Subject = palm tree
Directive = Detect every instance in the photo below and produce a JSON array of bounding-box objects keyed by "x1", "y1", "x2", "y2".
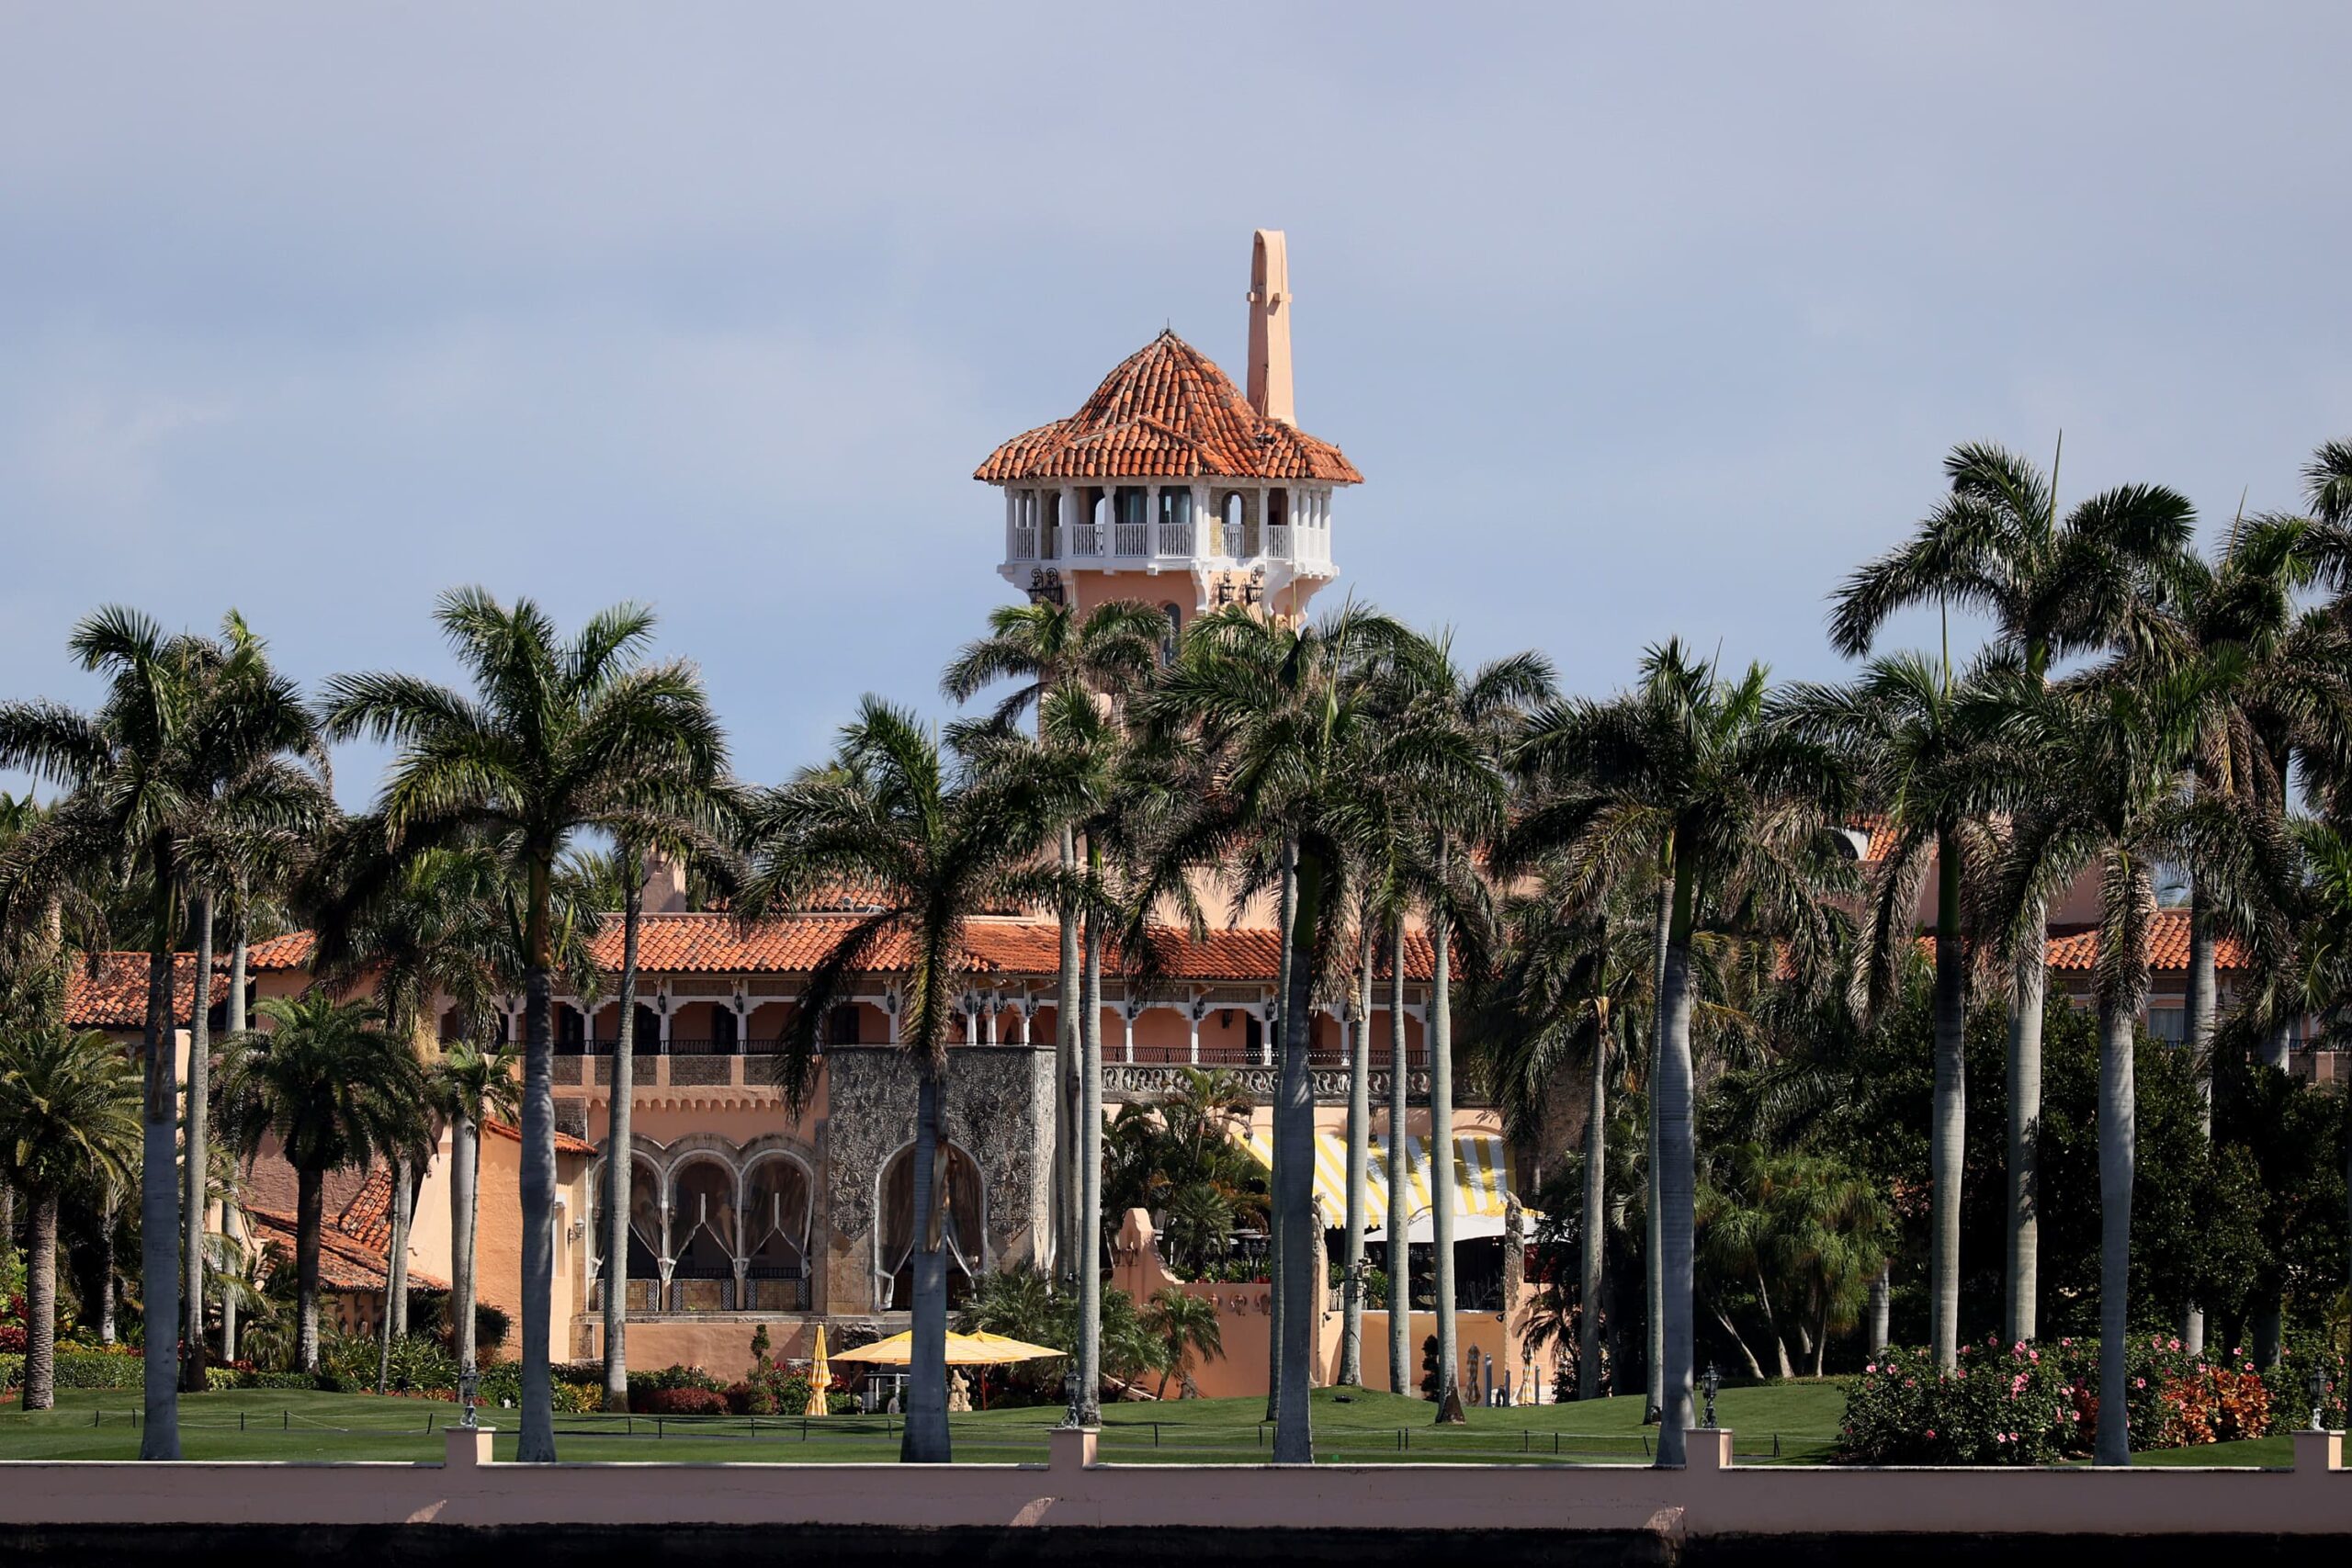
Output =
[
  {"x1": 0, "y1": 1023, "x2": 139, "y2": 1410},
  {"x1": 942, "y1": 599, "x2": 1168, "y2": 1280},
  {"x1": 0, "y1": 607, "x2": 325, "y2": 1458},
  {"x1": 738, "y1": 696, "x2": 1062, "y2": 1462},
  {"x1": 1142, "y1": 1286, "x2": 1226, "y2": 1397},
  {"x1": 1782, "y1": 651, "x2": 2028, "y2": 1371},
  {"x1": 320, "y1": 590, "x2": 726, "y2": 1461},
  {"x1": 1383, "y1": 632, "x2": 1552, "y2": 1418},
  {"x1": 219, "y1": 995, "x2": 428, "y2": 1371},
  {"x1": 1994, "y1": 657, "x2": 2228, "y2": 1464},
  {"x1": 425, "y1": 1039, "x2": 522, "y2": 1378},
  {"x1": 1511, "y1": 641, "x2": 1848, "y2": 1466},
  {"x1": 1829, "y1": 442, "x2": 2197, "y2": 1343},
  {"x1": 1477, "y1": 873, "x2": 1650, "y2": 1400},
  {"x1": 1144, "y1": 604, "x2": 1492, "y2": 1459}
]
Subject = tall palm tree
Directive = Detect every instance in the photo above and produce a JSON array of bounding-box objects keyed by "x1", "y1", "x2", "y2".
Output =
[
  {"x1": 1383, "y1": 631, "x2": 1551, "y2": 1418},
  {"x1": 1143, "y1": 603, "x2": 1491, "y2": 1459},
  {"x1": 1829, "y1": 442, "x2": 2198, "y2": 1343},
  {"x1": 219, "y1": 995, "x2": 428, "y2": 1371},
  {"x1": 0, "y1": 607, "x2": 324, "y2": 1458},
  {"x1": 1782, "y1": 651, "x2": 2027, "y2": 1370},
  {"x1": 1511, "y1": 641, "x2": 1848, "y2": 1465},
  {"x1": 739, "y1": 696, "x2": 1062, "y2": 1462},
  {"x1": 1994, "y1": 656, "x2": 2232, "y2": 1464},
  {"x1": 425, "y1": 1038, "x2": 522, "y2": 1378},
  {"x1": 942, "y1": 599, "x2": 1168, "y2": 1281},
  {"x1": 321, "y1": 590, "x2": 726, "y2": 1461},
  {"x1": 0, "y1": 1023, "x2": 139, "y2": 1410}
]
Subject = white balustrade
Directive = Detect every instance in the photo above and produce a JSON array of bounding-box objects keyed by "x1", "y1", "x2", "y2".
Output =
[
  {"x1": 1158, "y1": 520, "x2": 1194, "y2": 557},
  {"x1": 1114, "y1": 520, "x2": 1149, "y2": 557},
  {"x1": 1010, "y1": 523, "x2": 1037, "y2": 560}
]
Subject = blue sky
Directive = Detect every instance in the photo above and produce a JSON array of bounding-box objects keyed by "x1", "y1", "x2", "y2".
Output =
[{"x1": 5, "y1": 3, "x2": 2347, "y2": 802}]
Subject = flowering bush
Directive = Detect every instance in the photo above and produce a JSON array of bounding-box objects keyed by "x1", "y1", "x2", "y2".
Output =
[
  {"x1": 638, "y1": 1385, "x2": 728, "y2": 1416},
  {"x1": 0, "y1": 1324, "x2": 24, "y2": 1355},
  {"x1": 1839, "y1": 1334, "x2": 2281, "y2": 1463}
]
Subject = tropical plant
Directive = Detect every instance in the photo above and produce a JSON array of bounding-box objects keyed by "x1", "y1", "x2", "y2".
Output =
[
  {"x1": 1829, "y1": 442, "x2": 2199, "y2": 1345},
  {"x1": 0, "y1": 1024, "x2": 139, "y2": 1409},
  {"x1": 739, "y1": 696, "x2": 1062, "y2": 1461},
  {"x1": 424, "y1": 1037, "x2": 522, "y2": 1378},
  {"x1": 1510, "y1": 639, "x2": 1849, "y2": 1464},
  {"x1": 320, "y1": 589, "x2": 726, "y2": 1460},
  {"x1": 0, "y1": 606, "x2": 328, "y2": 1456},
  {"x1": 1141, "y1": 1285, "x2": 1226, "y2": 1397},
  {"x1": 218, "y1": 995, "x2": 428, "y2": 1371}
]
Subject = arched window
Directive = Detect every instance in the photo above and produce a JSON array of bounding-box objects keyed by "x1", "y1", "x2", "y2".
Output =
[
  {"x1": 1218, "y1": 491, "x2": 1248, "y2": 557},
  {"x1": 1157, "y1": 487, "x2": 1194, "y2": 556},
  {"x1": 589, "y1": 1154, "x2": 664, "y2": 1313},
  {"x1": 743, "y1": 1156, "x2": 814, "y2": 1309},
  {"x1": 669, "y1": 1160, "x2": 738, "y2": 1310},
  {"x1": 876, "y1": 1141, "x2": 985, "y2": 1310}
]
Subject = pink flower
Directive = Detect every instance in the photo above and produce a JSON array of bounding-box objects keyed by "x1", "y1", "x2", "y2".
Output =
[
  {"x1": 1865, "y1": 1363, "x2": 1876, "y2": 1374},
  {"x1": 2013, "y1": 1341, "x2": 2026, "y2": 1355},
  {"x1": 1925, "y1": 1429, "x2": 1936, "y2": 1440},
  {"x1": 2061, "y1": 1338, "x2": 2073, "y2": 1348},
  {"x1": 2030, "y1": 1349, "x2": 2041, "y2": 1363},
  {"x1": 2134, "y1": 1377, "x2": 2146, "y2": 1389},
  {"x1": 2168, "y1": 1338, "x2": 2181, "y2": 1352},
  {"x1": 2151, "y1": 1335, "x2": 2165, "y2": 1349}
]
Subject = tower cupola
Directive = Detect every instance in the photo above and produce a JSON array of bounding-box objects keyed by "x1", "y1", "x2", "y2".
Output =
[{"x1": 975, "y1": 231, "x2": 1361, "y2": 625}]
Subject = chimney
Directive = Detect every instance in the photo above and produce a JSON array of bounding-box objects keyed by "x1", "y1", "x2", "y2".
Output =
[
  {"x1": 1246, "y1": 229, "x2": 1295, "y2": 425},
  {"x1": 640, "y1": 851, "x2": 688, "y2": 914}
]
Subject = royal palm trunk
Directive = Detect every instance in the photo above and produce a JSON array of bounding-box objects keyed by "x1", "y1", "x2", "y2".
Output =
[
  {"x1": 1077, "y1": 905, "x2": 1104, "y2": 1425},
  {"x1": 24, "y1": 1188, "x2": 59, "y2": 1411},
  {"x1": 1868, "y1": 1262, "x2": 1891, "y2": 1355},
  {"x1": 1579, "y1": 999, "x2": 1608, "y2": 1401},
  {"x1": 1429, "y1": 866, "x2": 1460, "y2": 1422},
  {"x1": 1339, "y1": 941, "x2": 1373, "y2": 1386},
  {"x1": 452, "y1": 1111, "x2": 481, "y2": 1374},
  {"x1": 1265, "y1": 854, "x2": 1295, "y2": 1423},
  {"x1": 605, "y1": 865, "x2": 644, "y2": 1411},
  {"x1": 2183, "y1": 890, "x2": 2216, "y2": 1355},
  {"x1": 903, "y1": 1063, "x2": 952, "y2": 1462},
  {"x1": 138, "y1": 847, "x2": 181, "y2": 1460},
  {"x1": 220, "y1": 922, "x2": 248, "y2": 1362},
  {"x1": 1057, "y1": 825, "x2": 1080, "y2": 1283},
  {"x1": 2094, "y1": 990, "x2": 2136, "y2": 1466},
  {"x1": 1272, "y1": 844, "x2": 1322, "y2": 1463},
  {"x1": 515, "y1": 926, "x2": 559, "y2": 1462},
  {"x1": 1385, "y1": 917, "x2": 1410, "y2": 1395},
  {"x1": 2006, "y1": 904, "x2": 2045, "y2": 1343},
  {"x1": 1928, "y1": 832, "x2": 1965, "y2": 1371},
  {"x1": 1645, "y1": 863, "x2": 1669, "y2": 1424},
  {"x1": 377, "y1": 1152, "x2": 413, "y2": 1393},
  {"x1": 180, "y1": 893, "x2": 215, "y2": 1393},
  {"x1": 295, "y1": 1166, "x2": 325, "y2": 1371},
  {"x1": 1654, "y1": 860, "x2": 1696, "y2": 1470}
]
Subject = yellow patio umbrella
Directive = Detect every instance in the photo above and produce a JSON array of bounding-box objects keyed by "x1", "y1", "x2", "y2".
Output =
[
  {"x1": 804, "y1": 1324, "x2": 831, "y2": 1417},
  {"x1": 826, "y1": 1329, "x2": 1067, "y2": 1365}
]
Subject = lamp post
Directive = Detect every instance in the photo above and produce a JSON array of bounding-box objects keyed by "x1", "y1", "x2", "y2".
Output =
[
  {"x1": 2312, "y1": 1365, "x2": 2327, "y2": 1433},
  {"x1": 1702, "y1": 1362, "x2": 1720, "y2": 1429}
]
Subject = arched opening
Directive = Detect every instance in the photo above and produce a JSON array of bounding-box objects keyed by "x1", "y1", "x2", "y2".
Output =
[
  {"x1": 632, "y1": 1002, "x2": 661, "y2": 1042},
  {"x1": 589, "y1": 1154, "x2": 664, "y2": 1313},
  {"x1": 1156, "y1": 486, "x2": 1193, "y2": 556},
  {"x1": 876, "y1": 1141, "x2": 985, "y2": 1311},
  {"x1": 1217, "y1": 491, "x2": 1250, "y2": 558},
  {"x1": 742, "y1": 1154, "x2": 814, "y2": 1310},
  {"x1": 669, "y1": 1158, "x2": 738, "y2": 1310}
]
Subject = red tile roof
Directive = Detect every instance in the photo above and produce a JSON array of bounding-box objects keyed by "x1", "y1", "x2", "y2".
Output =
[
  {"x1": 336, "y1": 1167, "x2": 395, "y2": 1250},
  {"x1": 244, "y1": 931, "x2": 316, "y2": 971},
  {"x1": 974, "y1": 331, "x2": 1363, "y2": 484},
  {"x1": 2045, "y1": 910, "x2": 2244, "y2": 974},
  {"x1": 483, "y1": 1116, "x2": 598, "y2": 1158},
  {"x1": 242, "y1": 1202, "x2": 448, "y2": 1293},
  {"x1": 63, "y1": 952, "x2": 230, "y2": 1029}
]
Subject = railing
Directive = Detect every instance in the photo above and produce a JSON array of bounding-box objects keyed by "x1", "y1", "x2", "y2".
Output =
[
  {"x1": 662, "y1": 1037, "x2": 737, "y2": 1056},
  {"x1": 1159, "y1": 520, "x2": 1194, "y2": 556},
  {"x1": 587, "y1": 1271, "x2": 808, "y2": 1314},
  {"x1": 1114, "y1": 520, "x2": 1149, "y2": 557},
  {"x1": 1222, "y1": 521, "x2": 1247, "y2": 557},
  {"x1": 1069, "y1": 521, "x2": 1102, "y2": 557},
  {"x1": 587, "y1": 1278, "x2": 662, "y2": 1314},
  {"x1": 1266, "y1": 523, "x2": 1292, "y2": 558},
  {"x1": 1010, "y1": 522, "x2": 1037, "y2": 559}
]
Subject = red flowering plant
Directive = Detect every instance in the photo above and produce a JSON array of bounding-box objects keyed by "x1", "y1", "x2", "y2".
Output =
[{"x1": 1837, "y1": 1339, "x2": 2082, "y2": 1464}]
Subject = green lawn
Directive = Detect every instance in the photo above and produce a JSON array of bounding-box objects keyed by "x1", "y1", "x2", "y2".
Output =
[{"x1": 0, "y1": 1382, "x2": 1850, "y2": 1466}]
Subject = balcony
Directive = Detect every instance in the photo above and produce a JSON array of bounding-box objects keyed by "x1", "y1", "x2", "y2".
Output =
[{"x1": 588, "y1": 1268, "x2": 810, "y2": 1314}]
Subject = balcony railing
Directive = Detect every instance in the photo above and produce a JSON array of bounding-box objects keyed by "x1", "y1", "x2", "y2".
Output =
[
  {"x1": 588, "y1": 1268, "x2": 811, "y2": 1314},
  {"x1": 1010, "y1": 522, "x2": 1037, "y2": 559},
  {"x1": 1222, "y1": 521, "x2": 1247, "y2": 557},
  {"x1": 1114, "y1": 520, "x2": 1149, "y2": 557},
  {"x1": 1159, "y1": 520, "x2": 1194, "y2": 557},
  {"x1": 1265, "y1": 523, "x2": 1292, "y2": 559},
  {"x1": 1069, "y1": 522, "x2": 1102, "y2": 557}
]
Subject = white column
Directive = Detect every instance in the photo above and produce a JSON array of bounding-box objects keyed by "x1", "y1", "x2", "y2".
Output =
[
  {"x1": 1259, "y1": 998, "x2": 1274, "y2": 1066},
  {"x1": 985, "y1": 994, "x2": 1000, "y2": 1045},
  {"x1": 1121, "y1": 1002, "x2": 1136, "y2": 1065},
  {"x1": 1187, "y1": 998, "x2": 1203, "y2": 1066},
  {"x1": 1004, "y1": 488, "x2": 1015, "y2": 558}
]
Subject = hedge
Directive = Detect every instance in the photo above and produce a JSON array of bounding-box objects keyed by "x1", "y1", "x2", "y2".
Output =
[{"x1": 0, "y1": 1348, "x2": 147, "y2": 1392}]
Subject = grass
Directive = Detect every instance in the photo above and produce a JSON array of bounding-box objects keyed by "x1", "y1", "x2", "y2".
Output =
[{"x1": 0, "y1": 1382, "x2": 1852, "y2": 1466}]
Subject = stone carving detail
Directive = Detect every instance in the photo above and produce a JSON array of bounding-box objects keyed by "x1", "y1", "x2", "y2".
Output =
[
  {"x1": 671, "y1": 1056, "x2": 731, "y2": 1087},
  {"x1": 1101, "y1": 1064, "x2": 1435, "y2": 1104},
  {"x1": 825, "y1": 1046, "x2": 1054, "y2": 1251},
  {"x1": 554, "y1": 1103, "x2": 590, "y2": 1141}
]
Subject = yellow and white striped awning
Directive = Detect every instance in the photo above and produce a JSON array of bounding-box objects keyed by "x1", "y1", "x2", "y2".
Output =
[{"x1": 1237, "y1": 1128, "x2": 1527, "y2": 1231}]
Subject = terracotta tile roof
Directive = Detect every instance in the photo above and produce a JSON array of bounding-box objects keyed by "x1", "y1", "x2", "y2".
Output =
[
  {"x1": 2045, "y1": 910, "x2": 2244, "y2": 974},
  {"x1": 336, "y1": 1167, "x2": 395, "y2": 1250},
  {"x1": 63, "y1": 952, "x2": 230, "y2": 1029},
  {"x1": 242, "y1": 1202, "x2": 448, "y2": 1293},
  {"x1": 483, "y1": 1115, "x2": 598, "y2": 1158},
  {"x1": 244, "y1": 931, "x2": 316, "y2": 970},
  {"x1": 974, "y1": 331, "x2": 1363, "y2": 484}
]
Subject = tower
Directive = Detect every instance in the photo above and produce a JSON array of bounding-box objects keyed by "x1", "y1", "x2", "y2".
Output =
[{"x1": 975, "y1": 231, "x2": 1362, "y2": 628}]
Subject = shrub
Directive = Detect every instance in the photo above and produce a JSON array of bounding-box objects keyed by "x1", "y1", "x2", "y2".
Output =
[
  {"x1": 627, "y1": 1362, "x2": 727, "y2": 1399},
  {"x1": 0, "y1": 1347, "x2": 145, "y2": 1393},
  {"x1": 0, "y1": 1325, "x2": 25, "y2": 1354},
  {"x1": 639, "y1": 1385, "x2": 728, "y2": 1416},
  {"x1": 207, "y1": 1369, "x2": 325, "y2": 1392},
  {"x1": 478, "y1": 1359, "x2": 605, "y2": 1414}
]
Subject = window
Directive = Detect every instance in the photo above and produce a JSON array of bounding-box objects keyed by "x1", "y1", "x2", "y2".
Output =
[
  {"x1": 2148, "y1": 1007, "x2": 2186, "y2": 1043},
  {"x1": 828, "y1": 1004, "x2": 864, "y2": 1045},
  {"x1": 712, "y1": 1005, "x2": 741, "y2": 1052}
]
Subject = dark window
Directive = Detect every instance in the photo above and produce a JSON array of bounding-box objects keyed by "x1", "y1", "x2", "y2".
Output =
[
  {"x1": 828, "y1": 1005, "x2": 864, "y2": 1045},
  {"x1": 713, "y1": 1006, "x2": 741, "y2": 1051}
]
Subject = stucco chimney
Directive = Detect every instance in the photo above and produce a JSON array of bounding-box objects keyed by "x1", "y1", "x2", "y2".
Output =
[
  {"x1": 640, "y1": 851, "x2": 688, "y2": 914},
  {"x1": 1246, "y1": 229, "x2": 1295, "y2": 425}
]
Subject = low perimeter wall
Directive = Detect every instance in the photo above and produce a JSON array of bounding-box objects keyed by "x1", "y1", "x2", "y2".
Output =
[{"x1": 0, "y1": 1427, "x2": 2341, "y2": 1539}]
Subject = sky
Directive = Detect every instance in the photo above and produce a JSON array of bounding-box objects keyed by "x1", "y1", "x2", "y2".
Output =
[{"x1": 5, "y1": 3, "x2": 2348, "y2": 805}]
